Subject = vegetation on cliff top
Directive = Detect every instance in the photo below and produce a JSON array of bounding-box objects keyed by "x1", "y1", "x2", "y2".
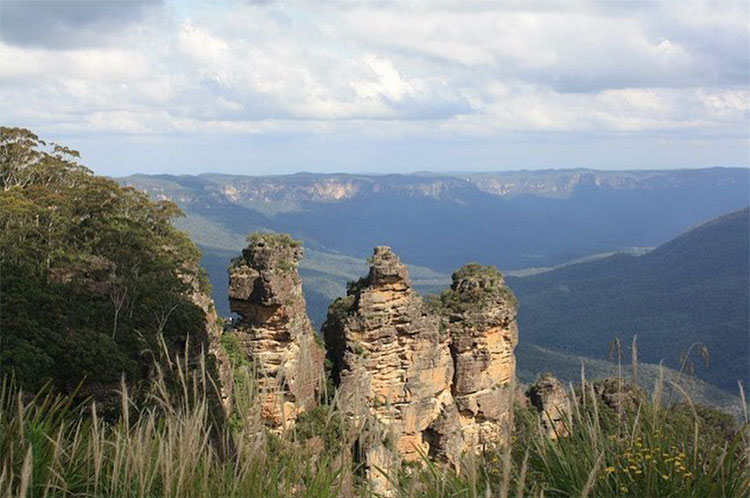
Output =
[
  {"x1": 0, "y1": 127, "x2": 209, "y2": 403},
  {"x1": 427, "y1": 262, "x2": 518, "y2": 315},
  {"x1": 247, "y1": 231, "x2": 302, "y2": 249},
  {"x1": 230, "y1": 231, "x2": 303, "y2": 273}
]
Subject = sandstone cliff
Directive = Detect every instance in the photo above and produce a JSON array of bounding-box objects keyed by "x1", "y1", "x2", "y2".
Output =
[
  {"x1": 323, "y1": 247, "x2": 463, "y2": 495},
  {"x1": 432, "y1": 263, "x2": 519, "y2": 451},
  {"x1": 225, "y1": 233, "x2": 324, "y2": 431}
]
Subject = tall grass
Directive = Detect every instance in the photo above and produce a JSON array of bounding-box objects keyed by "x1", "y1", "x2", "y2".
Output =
[
  {"x1": 0, "y1": 353, "x2": 348, "y2": 498},
  {"x1": 399, "y1": 369, "x2": 749, "y2": 498},
  {"x1": 0, "y1": 352, "x2": 747, "y2": 497}
]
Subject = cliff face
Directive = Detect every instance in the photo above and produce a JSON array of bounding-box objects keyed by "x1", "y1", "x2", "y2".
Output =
[
  {"x1": 437, "y1": 264, "x2": 519, "y2": 450},
  {"x1": 227, "y1": 234, "x2": 324, "y2": 431},
  {"x1": 323, "y1": 247, "x2": 463, "y2": 494}
]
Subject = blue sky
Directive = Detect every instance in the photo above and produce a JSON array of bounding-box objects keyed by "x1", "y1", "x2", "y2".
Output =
[{"x1": 1, "y1": 0, "x2": 748, "y2": 176}]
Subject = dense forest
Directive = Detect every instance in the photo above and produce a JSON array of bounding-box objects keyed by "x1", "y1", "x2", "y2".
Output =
[
  {"x1": 0, "y1": 127, "x2": 210, "y2": 406},
  {"x1": 510, "y1": 208, "x2": 750, "y2": 392}
]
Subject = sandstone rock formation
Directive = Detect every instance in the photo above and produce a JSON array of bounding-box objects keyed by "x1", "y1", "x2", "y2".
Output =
[
  {"x1": 226, "y1": 233, "x2": 324, "y2": 431},
  {"x1": 526, "y1": 374, "x2": 571, "y2": 439},
  {"x1": 323, "y1": 247, "x2": 463, "y2": 495},
  {"x1": 434, "y1": 263, "x2": 519, "y2": 451}
]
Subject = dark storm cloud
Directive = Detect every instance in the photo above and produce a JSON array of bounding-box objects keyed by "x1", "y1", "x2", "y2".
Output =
[{"x1": 0, "y1": 0, "x2": 164, "y2": 48}]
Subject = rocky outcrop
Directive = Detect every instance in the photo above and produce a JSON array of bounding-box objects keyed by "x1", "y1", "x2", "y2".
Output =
[
  {"x1": 526, "y1": 374, "x2": 571, "y2": 440},
  {"x1": 434, "y1": 263, "x2": 519, "y2": 451},
  {"x1": 592, "y1": 378, "x2": 646, "y2": 413},
  {"x1": 323, "y1": 247, "x2": 463, "y2": 495},
  {"x1": 226, "y1": 233, "x2": 324, "y2": 431}
]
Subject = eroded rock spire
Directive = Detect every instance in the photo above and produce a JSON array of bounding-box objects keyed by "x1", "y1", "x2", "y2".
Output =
[
  {"x1": 323, "y1": 246, "x2": 463, "y2": 495},
  {"x1": 226, "y1": 233, "x2": 324, "y2": 431},
  {"x1": 433, "y1": 263, "x2": 519, "y2": 450}
]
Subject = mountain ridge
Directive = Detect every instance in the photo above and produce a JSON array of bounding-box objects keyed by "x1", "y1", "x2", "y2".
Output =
[
  {"x1": 122, "y1": 167, "x2": 749, "y2": 203},
  {"x1": 509, "y1": 207, "x2": 750, "y2": 392}
]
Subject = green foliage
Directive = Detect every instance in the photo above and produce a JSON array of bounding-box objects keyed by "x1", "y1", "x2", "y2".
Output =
[
  {"x1": 247, "y1": 231, "x2": 302, "y2": 249},
  {"x1": 241, "y1": 231, "x2": 302, "y2": 273},
  {"x1": 294, "y1": 405, "x2": 347, "y2": 455},
  {"x1": 451, "y1": 261, "x2": 503, "y2": 282},
  {"x1": 0, "y1": 360, "x2": 747, "y2": 497},
  {"x1": 0, "y1": 359, "x2": 347, "y2": 498},
  {"x1": 400, "y1": 381, "x2": 749, "y2": 498},
  {"x1": 219, "y1": 333, "x2": 249, "y2": 368},
  {"x1": 323, "y1": 296, "x2": 355, "y2": 327},
  {"x1": 345, "y1": 277, "x2": 368, "y2": 296},
  {"x1": 668, "y1": 402, "x2": 738, "y2": 450},
  {"x1": 0, "y1": 127, "x2": 208, "y2": 402},
  {"x1": 427, "y1": 263, "x2": 517, "y2": 316}
]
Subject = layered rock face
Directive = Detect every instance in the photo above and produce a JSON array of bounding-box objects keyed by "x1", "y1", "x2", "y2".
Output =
[
  {"x1": 323, "y1": 247, "x2": 463, "y2": 495},
  {"x1": 526, "y1": 374, "x2": 571, "y2": 440},
  {"x1": 437, "y1": 263, "x2": 519, "y2": 451},
  {"x1": 227, "y1": 234, "x2": 324, "y2": 431}
]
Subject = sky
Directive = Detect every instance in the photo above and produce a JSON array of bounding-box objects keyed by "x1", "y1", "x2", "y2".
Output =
[{"x1": 0, "y1": 0, "x2": 748, "y2": 176}]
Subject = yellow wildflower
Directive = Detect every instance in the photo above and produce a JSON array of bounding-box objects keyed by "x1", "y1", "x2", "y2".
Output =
[{"x1": 605, "y1": 466, "x2": 616, "y2": 474}]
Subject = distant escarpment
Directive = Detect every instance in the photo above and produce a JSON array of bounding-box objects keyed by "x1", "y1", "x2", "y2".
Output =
[
  {"x1": 223, "y1": 233, "x2": 325, "y2": 431},
  {"x1": 321, "y1": 247, "x2": 519, "y2": 493}
]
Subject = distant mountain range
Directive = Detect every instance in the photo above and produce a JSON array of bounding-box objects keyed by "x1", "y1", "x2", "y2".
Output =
[
  {"x1": 123, "y1": 167, "x2": 748, "y2": 270},
  {"x1": 509, "y1": 208, "x2": 749, "y2": 392}
]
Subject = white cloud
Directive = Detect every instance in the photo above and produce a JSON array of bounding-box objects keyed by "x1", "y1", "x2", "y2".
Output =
[{"x1": 0, "y1": 0, "x2": 747, "y2": 173}]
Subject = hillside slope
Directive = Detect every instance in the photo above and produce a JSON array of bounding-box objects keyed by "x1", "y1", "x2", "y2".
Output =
[{"x1": 509, "y1": 208, "x2": 750, "y2": 392}]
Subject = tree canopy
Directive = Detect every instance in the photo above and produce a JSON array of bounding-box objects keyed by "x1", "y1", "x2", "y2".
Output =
[{"x1": 0, "y1": 127, "x2": 209, "y2": 403}]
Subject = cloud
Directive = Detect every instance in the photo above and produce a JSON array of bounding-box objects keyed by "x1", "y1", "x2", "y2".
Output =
[
  {"x1": 0, "y1": 0, "x2": 747, "y2": 174},
  {"x1": 0, "y1": 0, "x2": 165, "y2": 48}
]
